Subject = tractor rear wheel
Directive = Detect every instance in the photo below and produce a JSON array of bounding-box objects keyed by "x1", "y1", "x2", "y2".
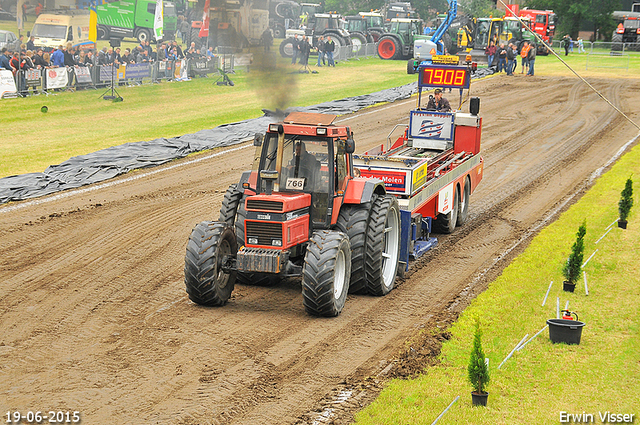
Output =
[
  {"x1": 456, "y1": 177, "x2": 471, "y2": 226},
  {"x1": 365, "y1": 195, "x2": 401, "y2": 296},
  {"x1": 219, "y1": 183, "x2": 243, "y2": 226},
  {"x1": 611, "y1": 33, "x2": 623, "y2": 51},
  {"x1": 350, "y1": 32, "x2": 367, "y2": 53},
  {"x1": 184, "y1": 222, "x2": 237, "y2": 306},
  {"x1": 433, "y1": 185, "x2": 460, "y2": 234},
  {"x1": 302, "y1": 230, "x2": 351, "y2": 317},
  {"x1": 335, "y1": 201, "x2": 373, "y2": 294},
  {"x1": 377, "y1": 36, "x2": 401, "y2": 60},
  {"x1": 279, "y1": 38, "x2": 294, "y2": 58}
]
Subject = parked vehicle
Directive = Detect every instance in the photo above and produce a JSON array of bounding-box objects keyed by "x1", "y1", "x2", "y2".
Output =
[
  {"x1": 31, "y1": 11, "x2": 95, "y2": 50},
  {"x1": 96, "y1": 0, "x2": 177, "y2": 43},
  {"x1": 0, "y1": 29, "x2": 17, "y2": 50},
  {"x1": 279, "y1": 12, "x2": 351, "y2": 59}
]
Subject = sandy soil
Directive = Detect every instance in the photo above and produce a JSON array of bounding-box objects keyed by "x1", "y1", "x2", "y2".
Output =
[{"x1": 1, "y1": 75, "x2": 639, "y2": 425}]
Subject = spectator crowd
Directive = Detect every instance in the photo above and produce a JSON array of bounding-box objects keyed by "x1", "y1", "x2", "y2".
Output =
[{"x1": 1, "y1": 39, "x2": 218, "y2": 96}]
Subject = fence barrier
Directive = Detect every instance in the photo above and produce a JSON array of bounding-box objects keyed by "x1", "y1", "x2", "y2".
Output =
[{"x1": 1, "y1": 55, "x2": 234, "y2": 99}]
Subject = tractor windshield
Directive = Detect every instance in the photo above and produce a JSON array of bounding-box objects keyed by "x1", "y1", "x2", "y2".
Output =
[
  {"x1": 348, "y1": 19, "x2": 365, "y2": 32},
  {"x1": 280, "y1": 137, "x2": 330, "y2": 193}
]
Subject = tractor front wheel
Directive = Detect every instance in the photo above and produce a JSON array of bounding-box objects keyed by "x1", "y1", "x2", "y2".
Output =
[
  {"x1": 302, "y1": 230, "x2": 351, "y2": 317},
  {"x1": 184, "y1": 222, "x2": 237, "y2": 306}
]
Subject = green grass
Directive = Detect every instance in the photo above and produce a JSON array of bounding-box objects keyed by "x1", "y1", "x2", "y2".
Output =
[
  {"x1": 0, "y1": 54, "x2": 417, "y2": 178},
  {"x1": 355, "y1": 144, "x2": 640, "y2": 424}
]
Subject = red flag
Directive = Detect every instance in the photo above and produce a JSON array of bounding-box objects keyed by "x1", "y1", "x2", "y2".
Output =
[{"x1": 199, "y1": 0, "x2": 210, "y2": 38}]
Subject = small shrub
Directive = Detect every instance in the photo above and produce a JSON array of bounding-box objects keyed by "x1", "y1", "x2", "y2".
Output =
[
  {"x1": 619, "y1": 177, "x2": 634, "y2": 222},
  {"x1": 467, "y1": 319, "x2": 490, "y2": 394},
  {"x1": 562, "y1": 220, "x2": 587, "y2": 284}
]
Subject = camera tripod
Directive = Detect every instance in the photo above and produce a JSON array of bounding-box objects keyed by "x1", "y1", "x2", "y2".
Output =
[{"x1": 100, "y1": 63, "x2": 123, "y2": 101}]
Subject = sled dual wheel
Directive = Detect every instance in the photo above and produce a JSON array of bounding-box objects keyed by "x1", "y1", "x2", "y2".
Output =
[
  {"x1": 302, "y1": 230, "x2": 351, "y2": 317},
  {"x1": 433, "y1": 185, "x2": 460, "y2": 234},
  {"x1": 184, "y1": 222, "x2": 237, "y2": 306},
  {"x1": 365, "y1": 195, "x2": 401, "y2": 296},
  {"x1": 457, "y1": 177, "x2": 471, "y2": 227}
]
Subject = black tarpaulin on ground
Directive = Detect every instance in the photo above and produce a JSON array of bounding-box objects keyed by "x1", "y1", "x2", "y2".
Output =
[{"x1": 0, "y1": 69, "x2": 493, "y2": 205}]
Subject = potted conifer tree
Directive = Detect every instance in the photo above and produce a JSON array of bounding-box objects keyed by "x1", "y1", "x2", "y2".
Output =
[
  {"x1": 618, "y1": 177, "x2": 633, "y2": 229},
  {"x1": 468, "y1": 319, "x2": 490, "y2": 406},
  {"x1": 562, "y1": 221, "x2": 586, "y2": 292}
]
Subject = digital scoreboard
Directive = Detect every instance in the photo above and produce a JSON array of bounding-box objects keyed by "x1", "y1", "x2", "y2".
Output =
[{"x1": 418, "y1": 65, "x2": 470, "y2": 90}]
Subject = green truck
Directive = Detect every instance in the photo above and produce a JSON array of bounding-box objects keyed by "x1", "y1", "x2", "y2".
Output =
[{"x1": 96, "y1": 0, "x2": 177, "y2": 43}]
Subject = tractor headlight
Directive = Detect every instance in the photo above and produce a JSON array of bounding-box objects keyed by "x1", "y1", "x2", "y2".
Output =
[
  {"x1": 272, "y1": 239, "x2": 282, "y2": 247},
  {"x1": 316, "y1": 127, "x2": 327, "y2": 135},
  {"x1": 248, "y1": 237, "x2": 259, "y2": 245}
]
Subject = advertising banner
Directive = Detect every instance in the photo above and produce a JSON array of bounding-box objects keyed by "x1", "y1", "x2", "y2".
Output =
[
  {"x1": 25, "y1": 69, "x2": 42, "y2": 87},
  {"x1": 0, "y1": 70, "x2": 18, "y2": 99},
  {"x1": 124, "y1": 63, "x2": 151, "y2": 80},
  {"x1": 75, "y1": 66, "x2": 93, "y2": 84},
  {"x1": 437, "y1": 183, "x2": 454, "y2": 214},
  {"x1": 357, "y1": 168, "x2": 409, "y2": 194},
  {"x1": 99, "y1": 65, "x2": 117, "y2": 82},
  {"x1": 190, "y1": 58, "x2": 215, "y2": 75},
  {"x1": 157, "y1": 60, "x2": 174, "y2": 79},
  {"x1": 46, "y1": 67, "x2": 69, "y2": 89},
  {"x1": 409, "y1": 111, "x2": 455, "y2": 141}
]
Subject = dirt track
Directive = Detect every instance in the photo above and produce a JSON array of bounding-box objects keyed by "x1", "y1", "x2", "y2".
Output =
[{"x1": 1, "y1": 75, "x2": 639, "y2": 425}]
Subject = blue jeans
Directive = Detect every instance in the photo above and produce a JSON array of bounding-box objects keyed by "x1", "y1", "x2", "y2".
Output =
[
  {"x1": 507, "y1": 59, "x2": 514, "y2": 75},
  {"x1": 527, "y1": 59, "x2": 535, "y2": 75},
  {"x1": 316, "y1": 51, "x2": 324, "y2": 66},
  {"x1": 487, "y1": 54, "x2": 494, "y2": 67},
  {"x1": 327, "y1": 51, "x2": 334, "y2": 66},
  {"x1": 498, "y1": 58, "x2": 506, "y2": 73}
]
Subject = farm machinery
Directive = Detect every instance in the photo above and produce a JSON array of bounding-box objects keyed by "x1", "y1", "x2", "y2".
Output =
[{"x1": 184, "y1": 62, "x2": 484, "y2": 317}]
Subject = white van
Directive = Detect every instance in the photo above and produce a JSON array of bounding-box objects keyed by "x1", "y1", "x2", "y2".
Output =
[{"x1": 31, "y1": 12, "x2": 95, "y2": 51}]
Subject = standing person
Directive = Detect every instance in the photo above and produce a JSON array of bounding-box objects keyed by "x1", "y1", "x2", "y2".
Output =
[
  {"x1": 577, "y1": 37, "x2": 585, "y2": 53},
  {"x1": 325, "y1": 35, "x2": 335, "y2": 67},
  {"x1": 561, "y1": 34, "x2": 570, "y2": 56},
  {"x1": 526, "y1": 41, "x2": 536, "y2": 76},
  {"x1": 63, "y1": 46, "x2": 76, "y2": 66},
  {"x1": 291, "y1": 33, "x2": 299, "y2": 64},
  {"x1": 22, "y1": 2, "x2": 28, "y2": 21},
  {"x1": 27, "y1": 36, "x2": 36, "y2": 51},
  {"x1": 0, "y1": 48, "x2": 12, "y2": 70},
  {"x1": 505, "y1": 42, "x2": 515, "y2": 76},
  {"x1": 32, "y1": 48, "x2": 46, "y2": 68},
  {"x1": 180, "y1": 17, "x2": 190, "y2": 45},
  {"x1": 497, "y1": 43, "x2": 507, "y2": 73},
  {"x1": 299, "y1": 35, "x2": 310, "y2": 68},
  {"x1": 485, "y1": 40, "x2": 496, "y2": 68},
  {"x1": 261, "y1": 28, "x2": 273, "y2": 52},
  {"x1": 316, "y1": 35, "x2": 325, "y2": 67},
  {"x1": 520, "y1": 41, "x2": 530, "y2": 74},
  {"x1": 51, "y1": 45, "x2": 64, "y2": 67}
]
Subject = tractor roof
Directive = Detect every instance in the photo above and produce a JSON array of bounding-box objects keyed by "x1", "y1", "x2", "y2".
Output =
[{"x1": 284, "y1": 112, "x2": 337, "y2": 126}]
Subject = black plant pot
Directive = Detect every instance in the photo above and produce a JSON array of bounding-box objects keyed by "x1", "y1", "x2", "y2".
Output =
[
  {"x1": 618, "y1": 219, "x2": 628, "y2": 229},
  {"x1": 471, "y1": 391, "x2": 488, "y2": 406},
  {"x1": 563, "y1": 281, "x2": 576, "y2": 292},
  {"x1": 547, "y1": 318, "x2": 586, "y2": 345}
]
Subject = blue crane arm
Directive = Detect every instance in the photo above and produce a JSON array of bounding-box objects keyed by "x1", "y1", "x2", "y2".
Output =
[{"x1": 429, "y1": 0, "x2": 457, "y2": 54}]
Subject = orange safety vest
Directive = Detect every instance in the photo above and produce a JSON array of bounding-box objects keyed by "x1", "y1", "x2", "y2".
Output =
[{"x1": 520, "y1": 44, "x2": 531, "y2": 58}]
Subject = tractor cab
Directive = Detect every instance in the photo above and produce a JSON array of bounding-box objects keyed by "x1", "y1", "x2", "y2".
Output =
[{"x1": 249, "y1": 112, "x2": 353, "y2": 229}]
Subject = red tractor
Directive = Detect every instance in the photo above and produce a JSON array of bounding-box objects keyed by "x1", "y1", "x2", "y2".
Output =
[
  {"x1": 184, "y1": 63, "x2": 484, "y2": 317},
  {"x1": 185, "y1": 112, "x2": 400, "y2": 317}
]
